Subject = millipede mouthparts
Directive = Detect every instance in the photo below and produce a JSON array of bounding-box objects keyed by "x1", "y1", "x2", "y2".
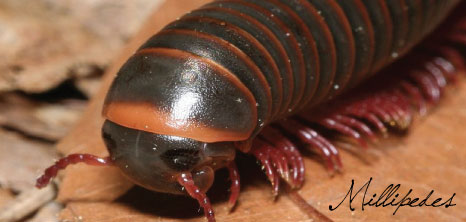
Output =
[{"x1": 36, "y1": 1, "x2": 466, "y2": 221}]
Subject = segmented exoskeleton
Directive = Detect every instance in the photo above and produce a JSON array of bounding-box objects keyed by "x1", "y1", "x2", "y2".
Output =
[{"x1": 36, "y1": 1, "x2": 466, "y2": 221}]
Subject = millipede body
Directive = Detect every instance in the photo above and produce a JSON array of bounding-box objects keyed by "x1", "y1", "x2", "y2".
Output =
[{"x1": 36, "y1": 1, "x2": 466, "y2": 221}]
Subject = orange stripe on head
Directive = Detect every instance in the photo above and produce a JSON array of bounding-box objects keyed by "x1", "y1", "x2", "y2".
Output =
[{"x1": 103, "y1": 102, "x2": 254, "y2": 142}]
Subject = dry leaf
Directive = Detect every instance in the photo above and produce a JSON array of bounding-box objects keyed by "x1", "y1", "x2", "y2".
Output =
[
  {"x1": 0, "y1": 186, "x2": 56, "y2": 222},
  {"x1": 0, "y1": 190, "x2": 14, "y2": 208},
  {"x1": 0, "y1": 94, "x2": 86, "y2": 141},
  {"x1": 0, "y1": 0, "x2": 164, "y2": 93},
  {"x1": 0, "y1": 129, "x2": 57, "y2": 192},
  {"x1": 75, "y1": 76, "x2": 103, "y2": 98},
  {"x1": 26, "y1": 202, "x2": 61, "y2": 222}
]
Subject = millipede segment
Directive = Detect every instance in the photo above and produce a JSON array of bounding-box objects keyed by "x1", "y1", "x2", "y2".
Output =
[
  {"x1": 252, "y1": 17, "x2": 466, "y2": 193},
  {"x1": 132, "y1": 0, "x2": 460, "y2": 133}
]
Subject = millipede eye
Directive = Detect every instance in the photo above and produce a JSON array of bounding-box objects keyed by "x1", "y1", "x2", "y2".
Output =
[{"x1": 161, "y1": 149, "x2": 200, "y2": 171}]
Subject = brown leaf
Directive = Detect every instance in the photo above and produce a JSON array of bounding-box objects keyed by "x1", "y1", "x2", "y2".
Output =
[
  {"x1": 0, "y1": 186, "x2": 56, "y2": 222},
  {"x1": 0, "y1": 129, "x2": 57, "y2": 192},
  {"x1": 26, "y1": 202, "x2": 61, "y2": 222},
  {"x1": 75, "y1": 76, "x2": 103, "y2": 98},
  {"x1": 0, "y1": 0, "x2": 163, "y2": 93},
  {"x1": 0, "y1": 94, "x2": 85, "y2": 141},
  {"x1": 0, "y1": 189, "x2": 14, "y2": 208}
]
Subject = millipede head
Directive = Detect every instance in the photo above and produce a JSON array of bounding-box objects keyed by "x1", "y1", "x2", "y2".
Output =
[{"x1": 101, "y1": 119, "x2": 237, "y2": 195}]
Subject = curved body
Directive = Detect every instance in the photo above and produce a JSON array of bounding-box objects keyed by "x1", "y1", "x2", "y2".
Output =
[
  {"x1": 101, "y1": 0, "x2": 461, "y2": 196},
  {"x1": 104, "y1": 0, "x2": 459, "y2": 143}
]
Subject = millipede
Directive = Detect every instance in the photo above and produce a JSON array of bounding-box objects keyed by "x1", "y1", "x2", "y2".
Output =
[{"x1": 36, "y1": 0, "x2": 466, "y2": 221}]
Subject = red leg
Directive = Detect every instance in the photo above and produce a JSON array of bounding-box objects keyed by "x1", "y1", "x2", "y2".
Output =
[
  {"x1": 399, "y1": 80, "x2": 427, "y2": 115},
  {"x1": 434, "y1": 56, "x2": 458, "y2": 77},
  {"x1": 283, "y1": 122, "x2": 335, "y2": 172},
  {"x1": 345, "y1": 108, "x2": 388, "y2": 135},
  {"x1": 251, "y1": 139, "x2": 281, "y2": 196},
  {"x1": 269, "y1": 148, "x2": 290, "y2": 181},
  {"x1": 227, "y1": 161, "x2": 240, "y2": 211},
  {"x1": 251, "y1": 132, "x2": 307, "y2": 194},
  {"x1": 260, "y1": 127, "x2": 305, "y2": 188},
  {"x1": 410, "y1": 71, "x2": 441, "y2": 103},
  {"x1": 423, "y1": 45, "x2": 463, "y2": 80},
  {"x1": 368, "y1": 103, "x2": 393, "y2": 123},
  {"x1": 311, "y1": 130, "x2": 343, "y2": 171},
  {"x1": 331, "y1": 114, "x2": 377, "y2": 142},
  {"x1": 318, "y1": 118, "x2": 368, "y2": 148},
  {"x1": 390, "y1": 89, "x2": 412, "y2": 117},
  {"x1": 435, "y1": 50, "x2": 464, "y2": 76},
  {"x1": 378, "y1": 96, "x2": 410, "y2": 129},
  {"x1": 425, "y1": 61, "x2": 447, "y2": 89},
  {"x1": 35, "y1": 154, "x2": 112, "y2": 188},
  {"x1": 278, "y1": 119, "x2": 342, "y2": 172},
  {"x1": 177, "y1": 173, "x2": 215, "y2": 222}
]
